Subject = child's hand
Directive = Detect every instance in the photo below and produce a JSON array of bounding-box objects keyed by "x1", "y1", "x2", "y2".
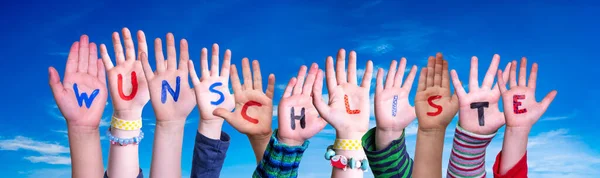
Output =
[
  {"x1": 414, "y1": 53, "x2": 459, "y2": 131},
  {"x1": 100, "y1": 28, "x2": 150, "y2": 120},
  {"x1": 450, "y1": 55, "x2": 511, "y2": 134},
  {"x1": 277, "y1": 64, "x2": 327, "y2": 146},
  {"x1": 49, "y1": 35, "x2": 108, "y2": 128},
  {"x1": 140, "y1": 33, "x2": 196, "y2": 121},
  {"x1": 312, "y1": 49, "x2": 373, "y2": 140},
  {"x1": 497, "y1": 57, "x2": 557, "y2": 129}
]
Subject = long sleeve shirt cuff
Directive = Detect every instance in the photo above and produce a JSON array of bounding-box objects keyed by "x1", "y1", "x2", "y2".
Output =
[
  {"x1": 190, "y1": 131, "x2": 231, "y2": 178},
  {"x1": 104, "y1": 168, "x2": 143, "y2": 178},
  {"x1": 492, "y1": 151, "x2": 528, "y2": 178},
  {"x1": 362, "y1": 127, "x2": 413, "y2": 178},
  {"x1": 447, "y1": 125, "x2": 496, "y2": 178},
  {"x1": 253, "y1": 129, "x2": 309, "y2": 178}
]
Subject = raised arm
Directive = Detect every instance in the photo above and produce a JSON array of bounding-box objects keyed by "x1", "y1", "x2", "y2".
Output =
[
  {"x1": 49, "y1": 35, "x2": 108, "y2": 178},
  {"x1": 368, "y1": 58, "x2": 418, "y2": 177},
  {"x1": 213, "y1": 58, "x2": 275, "y2": 164},
  {"x1": 312, "y1": 49, "x2": 373, "y2": 178},
  {"x1": 446, "y1": 54, "x2": 510, "y2": 177},
  {"x1": 100, "y1": 28, "x2": 151, "y2": 178},
  {"x1": 140, "y1": 33, "x2": 197, "y2": 178},
  {"x1": 188, "y1": 44, "x2": 235, "y2": 177},
  {"x1": 412, "y1": 53, "x2": 459, "y2": 177},
  {"x1": 493, "y1": 58, "x2": 557, "y2": 177}
]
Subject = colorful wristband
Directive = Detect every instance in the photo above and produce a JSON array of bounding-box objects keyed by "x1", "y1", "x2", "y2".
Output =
[
  {"x1": 106, "y1": 128, "x2": 144, "y2": 146},
  {"x1": 324, "y1": 145, "x2": 369, "y2": 172},
  {"x1": 333, "y1": 139, "x2": 362, "y2": 150},
  {"x1": 110, "y1": 116, "x2": 142, "y2": 130}
]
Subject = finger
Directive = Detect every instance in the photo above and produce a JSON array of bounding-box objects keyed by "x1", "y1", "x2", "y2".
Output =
[
  {"x1": 241, "y1": 58, "x2": 253, "y2": 90},
  {"x1": 497, "y1": 70, "x2": 508, "y2": 94},
  {"x1": 97, "y1": 59, "x2": 107, "y2": 85},
  {"x1": 211, "y1": 43, "x2": 220, "y2": 76},
  {"x1": 112, "y1": 32, "x2": 125, "y2": 65},
  {"x1": 394, "y1": 58, "x2": 407, "y2": 87},
  {"x1": 140, "y1": 52, "x2": 154, "y2": 80},
  {"x1": 283, "y1": 77, "x2": 297, "y2": 98},
  {"x1": 347, "y1": 51, "x2": 358, "y2": 84},
  {"x1": 213, "y1": 108, "x2": 236, "y2": 125},
  {"x1": 433, "y1": 53, "x2": 443, "y2": 87},
  {"x1": 468, "y1": 56, "x2": 479, "y2": 91},
  {"x1": 426, "y1": 56, "x2": 434, "y2": 87},
  {"x1": 121, "y1": 28, "x2": 136, "y2": 62},
  {"x1": 385, "y1": 60, "x2": 397, "y2": 89},
  {"x1": 293, "y1": 65, "x2": 307, "y2": 95},
  {"x1": 528, "y1": 63, "x2": 538, "y2": 90},
  {"x1": 325, "y1": 56, "x2": 337, "y2": 89},
  {"x1": 302, "y1": 63, "x2": 318, "y2": 95},
  {"x1": 265, "y1": 74, "x2": 275, "y2": 99},
  {"x1": 48, "y1": 67, "x2": 65, "y2": 95},
  {"x1": 375, "y1": 68, "x2": 384, "y2": 94},
  {"x1": 252, "y1": 60, "x2": 263, "y2": 91},
  {"x1": 137, "y1": 30, "x2": 148, "y2": 58},
  {"x1": 178, "y1": 39, "x2": 189, "y2": 71},
  {"x1": 336, "y1": 49, "x2": 347, "y2": 84},
  {"x1": 518, "y1": 57, "x2": 527, "y2": 86},
  {"x1": 360, "y1": 60, "x2": 374, "y2": 89},
  {"x1": 87, "y1": 43, "x2": 98, "y2": 77},
  {"x1": 442, "y1": 60, "x2": 450, "y2": 89},
  {"x1": 492, "y1": 62, "x2": 511, "y2": 92},
  {"x1": 200, "y1": 48, "x2": 210, "y2": 77},
  {"x1": 312, "y1": 70, "x2": 331, "y2": 119},
  {"x1": 188, "y1": 60, "x2": 201, "y2": 86},
  {"x1": 509, "y1": 60, "x2": 517, "y2": 87},
  {"x1": 154, "y1": 38, "x2": 166, "y2": 73},
  {"x1": 77, "y1": 35, "x2": 90, "y2": 73},
  {"x1": 221, "y1": 49, "x2": 231, "y2": 77},
  {"x1": 450, "y1": 70, "x2": 467, "y2": 97},
  {"x1": 402, "y1": 65, "x2": 418, "y2": 93},
  {"x1": 99, "y1": 44, "x2": 114, "y2": 70},
  {"x1": 417, "y1": 67, "x2": 428, "y2": 92},
  {"x1": 540, "y1": 90, "x2": 557, "y2": 111},
  {"x1": 166, "y1": 33, "x2": 177, "y2": 70},
  {"x1": 482, "y1": 54, "x2": 500, "y2": 89},
  {"x1": 230, "y1": 64, "x2": 243, "y2": 93},
  {"x1": 65, "y1": 42, "x2": 80, "y2": 74}
]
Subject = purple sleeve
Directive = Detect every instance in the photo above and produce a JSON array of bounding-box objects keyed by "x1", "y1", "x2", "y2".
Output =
[{"x1": 190, "y1": 131, "x2": 231, "y2": 178}]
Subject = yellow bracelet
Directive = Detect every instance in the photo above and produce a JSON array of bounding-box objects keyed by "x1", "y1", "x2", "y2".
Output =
[
  {"x1": 333, "y1": 139, "x2": 362, "y2": 151},
  {"x1": 110, "y1": 116, "x2": 142, "y2": 131}
]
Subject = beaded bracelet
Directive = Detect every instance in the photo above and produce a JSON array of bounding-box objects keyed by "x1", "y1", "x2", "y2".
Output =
[
  {"x1": 106, "y1": 127, "x2": 144, "y2": 146},
  {"x1": 324, "y1": 145, "x2": 369, "y2": 172}
]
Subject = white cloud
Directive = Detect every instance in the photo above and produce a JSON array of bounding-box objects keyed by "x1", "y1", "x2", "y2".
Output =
[
  {"x1": 276, "y1": 84, "x2": 287, "y2": 91},
  {"x1": 541, "y1": 111, "x2": 577, "y2": 121},
  {"x1": 0, "y1": 136, "x2": 69, "y2": 155},
  {"x1": 272, "y1": 105, "x2": 278, "y2": 117},
  {"x1": 24, "y1": 155, "x2": 71, "y2": 165},
  {"x1": 99, "y1": 117, "x2": 110, "y2": 127},
  {"x1": 22, "y1": 168, "x2": 71, "y2": 178}
]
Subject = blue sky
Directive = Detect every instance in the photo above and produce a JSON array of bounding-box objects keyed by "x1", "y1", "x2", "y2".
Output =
[{"x1": 0, "y1": 0, "x2": 599, "y2": 177}]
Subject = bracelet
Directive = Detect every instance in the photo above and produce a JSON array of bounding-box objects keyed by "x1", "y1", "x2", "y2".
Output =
[
  {"x1": 324, "y1": 145, "x2": 369, "y2": 172},
  {"x1": 106, "y1": 127, "x2": 144, "y2": 146},
  {"x1": 110, "y1": 116, "x2": 142, "y2": 130},
  {"x1": 333, "y1": 139, "x2": 362, "y2": 150}
]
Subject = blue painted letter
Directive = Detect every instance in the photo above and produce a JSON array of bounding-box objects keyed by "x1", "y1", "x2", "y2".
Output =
[
  {"x1": 73, "y1": 83, "x2": 100, "y2": 108},
  {"x1": 161, "y1": 76, "x2": 181, "y2": 104},
  {"x1": 209, "y1": 82, "x2": 225, "y2": 105}
]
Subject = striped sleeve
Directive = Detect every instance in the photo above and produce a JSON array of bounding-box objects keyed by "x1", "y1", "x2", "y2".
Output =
[
  {"x1": 447, "y1": 125, "x2": 496, "y2": 178},
  {"x1": 252, "y1": 129, "x2": 309, "y2": 178},
  {"x1": 362, "y1": 128, "x2": 413, "y2": 178}
]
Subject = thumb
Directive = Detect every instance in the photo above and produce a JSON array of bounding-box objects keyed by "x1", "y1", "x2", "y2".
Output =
[
  {"x1": 48, "y1": 67, "x2": 64, "y2": 95},
  {"x1": 540, "y1": 90, "x2": 557, "y2": 112},
  {"x1": 213, "y1": 107, "x2": 235, "y2": 124}
]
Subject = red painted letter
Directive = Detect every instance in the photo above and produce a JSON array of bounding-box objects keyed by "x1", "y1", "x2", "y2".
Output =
[
  {"x1": 118, "y1": 72, "x2": 138, "y2": 101},
  {"x1": 344, "y1": 95, "x2": 361, "y2": 114},
  {"x1": 427, "y1": 95, "x2": 442, "y2": 116},
  {"x1": 513, "y1": 95, "x2": 527, "y2": 114},
  {"x1": 241, "y1": 101, "x2": 261, "y2": 124}
]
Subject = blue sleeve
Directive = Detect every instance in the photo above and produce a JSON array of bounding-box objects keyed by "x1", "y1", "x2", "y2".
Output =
[
  {"x1": 190, "y1": 131, "x2": 231, "y2": 178},
  {"x1": 104, "y1": 168, "x2": 143, "y2": 178}
]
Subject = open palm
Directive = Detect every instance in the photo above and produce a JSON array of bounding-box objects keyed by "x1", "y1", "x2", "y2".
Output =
[
  {"x1": 375, "y1": 58, "x2": 418, "y2": 132},
  {"x1": 189, "y1": 44, "x2": 235, "y2": 123},
  {"x1": 278, "y1": 64, "x2": 327, "y2": 145},
  {"x1": 49, "y1": 35, "x2": 108, "y2": 127},
  {"x1": 100, "y1": 28, "x2": 150, "y2": 119},
  {"x1": 414, "y1": 53, "x2": 459, "y2": 131},
  {"x1": 214, "y1": 58, "x2": 275, "y2": 137},
  {"x1": 312, "y1": 49, "x2": 373, "y2": 139},
  {"x1": 497, "y1": 58, "x2": 557, "y2": 128},
  {"x1": 450, "y1": 55, "x2": 511, "y2": 134},
  {"x1": 140, "y1": 33, "x2": 196, "y2": 121}
]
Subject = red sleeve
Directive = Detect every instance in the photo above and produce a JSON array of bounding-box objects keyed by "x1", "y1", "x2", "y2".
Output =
[{"x1": 493, "y1": 151, "x2": 528, "y2": 178}]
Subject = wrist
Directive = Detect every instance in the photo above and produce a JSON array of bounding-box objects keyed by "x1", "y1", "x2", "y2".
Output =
[
  {"x1": 67, "y1": 124, "x2": 100, "y2": 134},
  {"x1": 336, "y1": 131, "x2": 365, "y2": 140},
  {"x1": 198, "y1": 119, "x2": 224, "y2": 140},
  {"x1": 375, "y1": 128, "x2": 403, "y2": 150},
  {"x1": 505, "y1": 126, "x2": 531, "y2": 138},
  {"x1": 113, "y1": 110, "x2": 143, "y2": 120},
  {"x1": 277, "y1": 133, "x2": 304, "y2": 146},
  {"x1": 417, "y1": 127, "x2": 447, "y2": 135},
  {"x1": 155, "y1": 120, "x2": 186, "y2": 133},
  {"x1": 248, "y1": 130, "x2": 273, "y2": 143}
]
